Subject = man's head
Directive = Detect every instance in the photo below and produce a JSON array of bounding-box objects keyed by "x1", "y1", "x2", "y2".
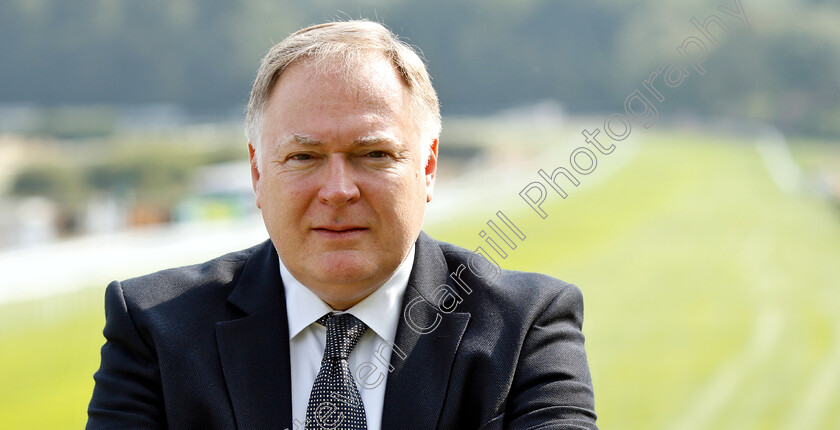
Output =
[
  {"x1": 245, "y1": 20, "x2": 440, "y2": 310},
  {"x1": 245, "y1": 20, "x2": 441, "y2": 169}
]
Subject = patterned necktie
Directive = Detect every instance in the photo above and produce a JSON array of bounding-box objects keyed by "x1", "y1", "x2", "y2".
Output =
[{"x1": 305, "y1": 313, "x2": 368, "y2": 430}]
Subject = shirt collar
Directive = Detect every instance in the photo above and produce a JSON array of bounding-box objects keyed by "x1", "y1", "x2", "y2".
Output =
[{"x1": 281, "y1": 245, "x2": 415, "y2": 343}]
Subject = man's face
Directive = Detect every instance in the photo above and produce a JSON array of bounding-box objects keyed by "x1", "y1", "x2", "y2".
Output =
[{"x1": 250, "y1": 56, "x2": 437, "y2": 310}]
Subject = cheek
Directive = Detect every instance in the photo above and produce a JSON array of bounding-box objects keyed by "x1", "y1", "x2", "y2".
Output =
[
  {"x1": 261, "y1": 177, "x2": 313, "y2": 219},
  {"x1": 374, "y1": 173, "x2": 426, "y2": 219}
]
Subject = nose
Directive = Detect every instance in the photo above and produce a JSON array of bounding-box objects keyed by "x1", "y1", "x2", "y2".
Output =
[{"x1": 317, "y1": 155, "x2": 360, "y2": 206}]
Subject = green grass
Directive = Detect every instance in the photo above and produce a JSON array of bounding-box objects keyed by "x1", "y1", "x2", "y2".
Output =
[
  {"x1": 0, "y1": 288, "x2": 104, "y2": 429},
  {"x1": 2, "y1": 127, "x2": 839, "y2": 429}
]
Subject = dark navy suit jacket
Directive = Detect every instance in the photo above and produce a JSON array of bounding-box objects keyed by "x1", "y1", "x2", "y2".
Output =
[{"x1": 87, "y1": 232, "x2": 597, "y2": 429}]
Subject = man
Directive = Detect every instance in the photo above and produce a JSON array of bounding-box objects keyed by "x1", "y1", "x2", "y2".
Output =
[{"x1": 87, "y1": 20, "x2": 597, "y2": 430}]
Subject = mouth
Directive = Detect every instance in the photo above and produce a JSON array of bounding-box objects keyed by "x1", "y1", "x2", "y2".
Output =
[{"x1": 311, "y1": 226, "x2": 369, "y2": 238}]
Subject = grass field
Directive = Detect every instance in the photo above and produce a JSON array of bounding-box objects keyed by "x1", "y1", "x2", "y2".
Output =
[
  {"x1": 2, "y1": 127, "x2": 839, "y2": 429},
  {"x1": 0, "y1": 287, "x2": 104, "y2": 428}
]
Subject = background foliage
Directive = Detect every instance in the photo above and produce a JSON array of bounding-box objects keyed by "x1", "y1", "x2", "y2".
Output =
[{"x1": 1, "y1": 0, "x2": 838, "y2": 135}]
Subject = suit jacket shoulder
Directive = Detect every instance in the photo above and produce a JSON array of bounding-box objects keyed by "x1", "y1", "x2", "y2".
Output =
[
  {"x1": 117, "y1": 243, "x2": 257, "y2": 313},
  {"x1": 436, "y1": 238, "x2": 580, "y2": 308},
  {"x1": 433, "y1": 238, "x2": 586, "y2": 343},
  {"x1": 88, "y1": 240, "x2": 291, "y2": 430}
]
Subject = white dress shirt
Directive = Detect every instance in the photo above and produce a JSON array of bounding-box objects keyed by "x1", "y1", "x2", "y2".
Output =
[{"x1": 280, "y1": 245, "x2": 414, "y2": 430}]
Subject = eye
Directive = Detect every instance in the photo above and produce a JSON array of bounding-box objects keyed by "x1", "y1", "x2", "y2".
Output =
[
  {"x1": 366, "y1": 151, "x2": 388, "y2": 159},
  {"x1": 289, "y1": 153, "x2": 313, "y2": 161}
]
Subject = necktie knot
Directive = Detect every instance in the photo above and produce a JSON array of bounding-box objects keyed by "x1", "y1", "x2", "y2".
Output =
[{"x1": 318, "y1": 313, "x2": 367, "y2": 360}]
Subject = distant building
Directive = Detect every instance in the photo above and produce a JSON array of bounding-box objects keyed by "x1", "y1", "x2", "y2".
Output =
[{"x1": 174, "y1": 161, "x2": 256, "y2": 222}]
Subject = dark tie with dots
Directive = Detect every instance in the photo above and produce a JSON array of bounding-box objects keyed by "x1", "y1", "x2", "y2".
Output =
[{"x1": 305, "y1": 313, "x2": 368, "y2": 430}]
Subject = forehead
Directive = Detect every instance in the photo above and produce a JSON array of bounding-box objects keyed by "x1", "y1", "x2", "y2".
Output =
[
  {"x1": 263, "y1": 56, "x2": 416, "y2": 142},
  {"x1": 273, "y1": 56, "x2": 408, "y2": 111}
]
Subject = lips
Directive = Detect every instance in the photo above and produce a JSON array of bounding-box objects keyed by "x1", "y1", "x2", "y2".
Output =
[
  {"x1": 311, "y1": 225, "x2": 369, "y2": 238},
  {"x1": 313, "y1": 225, "x2": 366, "y2": 232}
]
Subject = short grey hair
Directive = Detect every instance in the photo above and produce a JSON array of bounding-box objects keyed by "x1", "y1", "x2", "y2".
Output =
[{"x1": 245, "y1": 20, "x2": 441, "y2": 168}]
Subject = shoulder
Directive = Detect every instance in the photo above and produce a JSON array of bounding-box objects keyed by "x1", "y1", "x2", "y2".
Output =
[
  {"x1": 432, "y1": 238, "x2": 583, "y2": 320},
  {"x1": 114, "y1": 240, "x2": 270, "y2": 312}
]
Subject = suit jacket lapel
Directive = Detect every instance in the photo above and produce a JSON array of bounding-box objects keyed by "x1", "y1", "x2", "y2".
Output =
[
  {"x1": 216, "y1": 240, "x2": 293, "y2": 429},
  {"x1": 382, "y1": 232, "x2": 471, "y2": 429}
]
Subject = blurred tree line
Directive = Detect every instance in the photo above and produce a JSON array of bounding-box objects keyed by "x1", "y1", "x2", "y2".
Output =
[{"x1": 1, "y1": 0, "x2": 838, "y2": 136}]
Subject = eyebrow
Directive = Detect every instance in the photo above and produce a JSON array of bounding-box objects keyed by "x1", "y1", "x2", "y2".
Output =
[
  {"x1": 279, "y1": 133, "x2": 398, "y2": 147},
  {"x1": 354, "y1": 134, "x2": 398, "y2": 146},
  {"x1": 279, "y1": 134, "x2": 321, "y2": 147}
]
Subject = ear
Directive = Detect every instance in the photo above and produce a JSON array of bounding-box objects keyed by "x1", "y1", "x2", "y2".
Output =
[
  {"x1": 425, "y1": 139, "x2": 438, "y2": 203},
  {"x1": 248, "y1": 142, "x2": 262, "y2": 209}
]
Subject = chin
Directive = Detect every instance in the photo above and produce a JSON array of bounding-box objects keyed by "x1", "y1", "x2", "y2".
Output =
[{"x1": 312, "y1": 251, "x2": 378, "y2": 285}]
